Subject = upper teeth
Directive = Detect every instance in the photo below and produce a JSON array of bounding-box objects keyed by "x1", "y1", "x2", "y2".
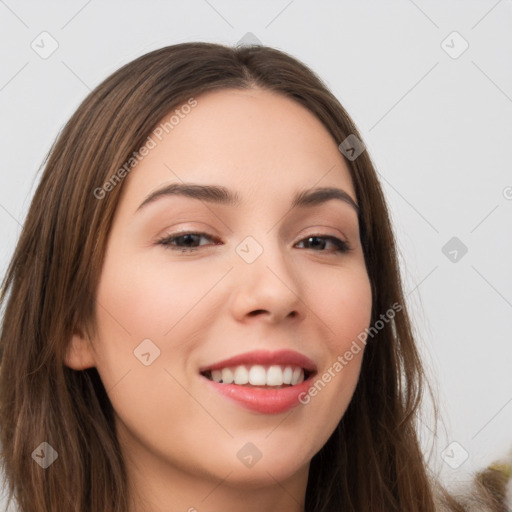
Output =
[{"x1": 209, "y1": 365, "x2": 305, "y2": 386}]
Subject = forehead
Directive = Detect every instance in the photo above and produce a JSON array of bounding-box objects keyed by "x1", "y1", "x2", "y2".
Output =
[{"x1": 120, "y1": 88, "x2": 355, "y2": 209}]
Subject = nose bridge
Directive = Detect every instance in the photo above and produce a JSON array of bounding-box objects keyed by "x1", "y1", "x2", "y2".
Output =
[{"x1": 230, "y1": 231, "x2": 303, "y2": 322}]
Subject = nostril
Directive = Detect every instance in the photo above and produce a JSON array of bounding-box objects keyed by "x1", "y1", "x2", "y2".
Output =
[{"x1": 248, "y1": 310, "x2": 267, "y2": 316}]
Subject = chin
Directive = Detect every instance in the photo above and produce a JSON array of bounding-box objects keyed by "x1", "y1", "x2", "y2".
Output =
[{"x1": 221, "y1": 457, "x2": 310, "y2": 489}]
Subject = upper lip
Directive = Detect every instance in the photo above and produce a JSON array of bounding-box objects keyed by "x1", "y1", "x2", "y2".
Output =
[{"x1": 199, "y1": 349, "x2": 317, "y2": 374}]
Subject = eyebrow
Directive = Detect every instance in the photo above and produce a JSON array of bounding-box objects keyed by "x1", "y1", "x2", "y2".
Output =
[{"x1": 136, "y1": 183, "x2": 359, "y2": 213}]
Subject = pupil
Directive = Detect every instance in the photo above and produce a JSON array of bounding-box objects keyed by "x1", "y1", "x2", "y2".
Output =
[
  {"x1": 183, "y1": 234, "x2": 197, "y2": 246},
  {"x1": 309, "y1": 237, "x2": 324, "y2": 250}
]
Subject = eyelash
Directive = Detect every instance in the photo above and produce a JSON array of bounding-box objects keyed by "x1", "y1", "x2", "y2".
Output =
[{"x1": 157, "y1": 232, "x2": 351, "y2": 254}]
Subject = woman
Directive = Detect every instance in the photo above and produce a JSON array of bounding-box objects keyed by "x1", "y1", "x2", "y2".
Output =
[{"x1": 0, "y1": 41, "x2": 509, "y2": 512}]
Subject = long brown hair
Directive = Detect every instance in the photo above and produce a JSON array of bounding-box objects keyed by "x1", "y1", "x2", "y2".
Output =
[{"x1": 0, "y1": 41, "x2": 471, "y2": 512}]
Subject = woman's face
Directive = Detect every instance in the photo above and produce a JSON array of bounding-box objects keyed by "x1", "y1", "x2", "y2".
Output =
[{"x1": 68, "y1": 88, "x2": 372, "y2": 504}]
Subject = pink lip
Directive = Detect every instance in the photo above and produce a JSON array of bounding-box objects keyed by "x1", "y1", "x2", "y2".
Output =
[
  {"x1": 203, "y1": 377, "x2": 314, "y2": 414},
  {"x1": 199, "y1": 349, "x2": 317, "y2": 373},
  {"x1": 199, "y1": 349, "x2": 317, "y2": 415}
]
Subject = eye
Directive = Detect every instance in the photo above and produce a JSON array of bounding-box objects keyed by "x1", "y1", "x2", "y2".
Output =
[
  {"x1": 295, "y1": 234, "x2": 351, "y2": 254},
  {"x1": 157, "y1": 232, "x2": 351, "y2": 255},
  {"x1": 157, "y1": 232, "x2": 220, "y2": 252}
]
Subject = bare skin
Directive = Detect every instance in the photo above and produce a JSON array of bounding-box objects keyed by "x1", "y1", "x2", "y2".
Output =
[{"x1": 66, "y1": 88, "x2": 372, "y2": 512}]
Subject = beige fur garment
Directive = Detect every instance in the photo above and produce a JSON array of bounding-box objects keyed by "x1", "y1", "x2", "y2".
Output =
[{"x1": 435, "y1": 452, "x2": 512, "y2": 511}]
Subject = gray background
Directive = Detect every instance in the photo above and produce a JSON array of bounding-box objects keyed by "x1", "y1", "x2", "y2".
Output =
[{"x1": 1, "y1": 0, "x2": 511, "y2": 505}]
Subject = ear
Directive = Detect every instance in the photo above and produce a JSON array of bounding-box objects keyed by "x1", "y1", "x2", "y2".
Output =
[{"x1": 64, "y1": 328, "x2": 96, "y2": 370}]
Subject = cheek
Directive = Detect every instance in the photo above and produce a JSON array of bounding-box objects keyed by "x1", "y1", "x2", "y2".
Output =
[
  {"x1": 90, "y1": 250, "x2": 225, "y2": 409},
  {"x1": 293, "y1": 265, "x2": 371, "y2": 435},
  {"x1": 312, "y1": 265, "x2": 373, "y2": 349},
  {"x1": 90, "y1": 256, "x2": 212, "y2": 469},
  {"x1": 95, "y1": 253, "x2": 208, "y2": 336}
]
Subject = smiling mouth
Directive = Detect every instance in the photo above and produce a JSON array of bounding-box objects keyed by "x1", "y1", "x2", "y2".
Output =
[{"x1": 200, "y1": 364, "x2": 313, "y2": 389}]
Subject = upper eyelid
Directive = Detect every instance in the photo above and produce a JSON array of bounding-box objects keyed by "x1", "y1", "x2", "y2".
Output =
[{"x1": 157, "y1": 229, "x2": 348, "y2": 239}]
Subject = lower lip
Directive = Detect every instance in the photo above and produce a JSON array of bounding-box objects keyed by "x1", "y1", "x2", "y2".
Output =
[{"x1": 202, "y1": 376, "x2": 314, "y2": 414}]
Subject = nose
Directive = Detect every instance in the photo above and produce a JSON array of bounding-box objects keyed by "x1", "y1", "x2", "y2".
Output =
[{"x1": 228, "y1": 240, "x2": 304, "y2": 325}]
